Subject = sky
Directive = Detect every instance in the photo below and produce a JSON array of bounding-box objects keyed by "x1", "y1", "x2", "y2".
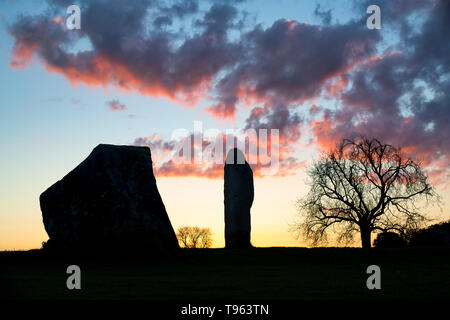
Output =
[{"x1": 0, "y1": 0, "x2": 449, "y2": 250}]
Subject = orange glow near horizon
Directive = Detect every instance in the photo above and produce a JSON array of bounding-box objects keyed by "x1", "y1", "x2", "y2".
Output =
[{"x1": 1, "y1": 174, "x2": 448, "y2": 251}]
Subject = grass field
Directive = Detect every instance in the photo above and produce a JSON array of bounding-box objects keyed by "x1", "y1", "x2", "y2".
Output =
[{"x1": 1, "y1": 247, "x2": 449, "y2": 300}]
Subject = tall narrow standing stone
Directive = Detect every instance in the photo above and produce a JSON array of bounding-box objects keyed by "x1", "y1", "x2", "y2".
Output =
[{"x1": 224, "y1": 148, "x2": 254, "y2": 248}]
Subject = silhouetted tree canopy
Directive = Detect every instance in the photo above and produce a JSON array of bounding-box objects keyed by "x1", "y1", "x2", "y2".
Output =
[
  {"x1": 409, "y1": 220, "x2": 450, "y2": 247},
  {"x1": 176, "y1": 226, "x2": 213, "y2": 248},
  {"x1": 294, "y1": 137, "x2": 437, "y2": 248},
  {"x1": 373, "y1": 232, "x2": 407, "y2": 248}
]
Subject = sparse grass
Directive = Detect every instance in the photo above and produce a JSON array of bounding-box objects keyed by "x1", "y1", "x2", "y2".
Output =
[{"x1": 1, "y1": 247, "x2": 449, "y2": 300}]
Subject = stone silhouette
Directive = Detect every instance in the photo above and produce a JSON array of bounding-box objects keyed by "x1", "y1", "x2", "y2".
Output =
[
  {"x1": 224, "y1": 148, "x2": 254, "y2": 248},
  {"x1": 40, "y1": 144, "x2": 179, "y2": 252}
]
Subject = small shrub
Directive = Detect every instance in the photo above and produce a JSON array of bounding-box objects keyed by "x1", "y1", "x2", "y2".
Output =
[
  {"x1": 373, "y1": 232, "x2": 407, "y2": 248},
  {"x1": 176, "y1": 226, "x2": 213, "y2": 248}
]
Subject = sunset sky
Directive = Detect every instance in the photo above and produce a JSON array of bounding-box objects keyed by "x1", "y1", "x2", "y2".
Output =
[{"x1": 0, "y1": 0, "x2": 449, "y2": 250}]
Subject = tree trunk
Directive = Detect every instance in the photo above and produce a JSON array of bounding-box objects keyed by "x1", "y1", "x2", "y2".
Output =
[{"x1": 360, "y1": 225, "x2": 372, "y2": 248}]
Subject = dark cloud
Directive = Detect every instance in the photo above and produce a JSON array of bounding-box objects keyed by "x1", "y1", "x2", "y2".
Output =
[
  {"x1": 6, "y1": 0, "x2": 450, "y2": 183},
  {"x1": 312, "y1": 0, "x2": 450, "y2": 185},
  {"x1": 107, "y1": 99, "x2": 127, "y2": 111},
  {"x1": 153, "y1": 15, "x2": 173, "y2": 27},
  {"x1": 314, "y1": 4, "x2": 332, "y2": 25},
  {"x1": 9, "y1": 0, "x2": 244, "y2": 103},
  {"x1": 195, "y1": 3, "x2": 238, "y2": 34},
  {"x1": 9, "y1": 0, "x2": 377, "y2": 113},
  {"x1": 162, "y1": 0, "x2": 198, "y2": 17},
  {"x1": 206, "y1": 18, "x2": 379, "y2": 117}
]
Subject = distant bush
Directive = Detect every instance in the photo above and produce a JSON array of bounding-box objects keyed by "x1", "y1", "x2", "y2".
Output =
[
  {"x1": 176, "y1": 226, "x2": 213, "y2": 248},
  {"x1": 41, "y1": 239, "x2": 59, "y2": 251},
  {"x1": 373, "y1": 232, "x2": 407, "y2": 248},
  {"x1": 409, "y1": 221, "x2": 450, "y2": 247},
  {"x1": 41, "y1": 238, "x2": 67, "y2": 253},
  {"x1": 41, "y1": 240, "x2": 49, "y2": 250}
]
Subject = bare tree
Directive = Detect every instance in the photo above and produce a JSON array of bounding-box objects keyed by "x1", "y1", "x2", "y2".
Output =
[
  {"x1": 294, "y1": 137, "x2": 437, "y2": 248},
  {"x1": 199, "y1": 228, "x2": 213, "y2": 248},
  {"x1": 176, "y1": 226, "x2": 213, "y2": 248},
  {"x1": 177, "y1": 226, "x2": 191, "y2": 248}
]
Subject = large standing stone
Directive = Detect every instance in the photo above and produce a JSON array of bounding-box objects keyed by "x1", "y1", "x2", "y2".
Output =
[
  {"x1": 40, "y1": 144, "x2": 179, "y2": 252},
  {"x1": 224, "y1": 148, "x2": 254, "y2": 248}
]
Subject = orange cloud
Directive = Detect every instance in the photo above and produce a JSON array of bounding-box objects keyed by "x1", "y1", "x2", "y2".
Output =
[{"x1": 10, "y1": 41, "x2": 36, "y2": 68}]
